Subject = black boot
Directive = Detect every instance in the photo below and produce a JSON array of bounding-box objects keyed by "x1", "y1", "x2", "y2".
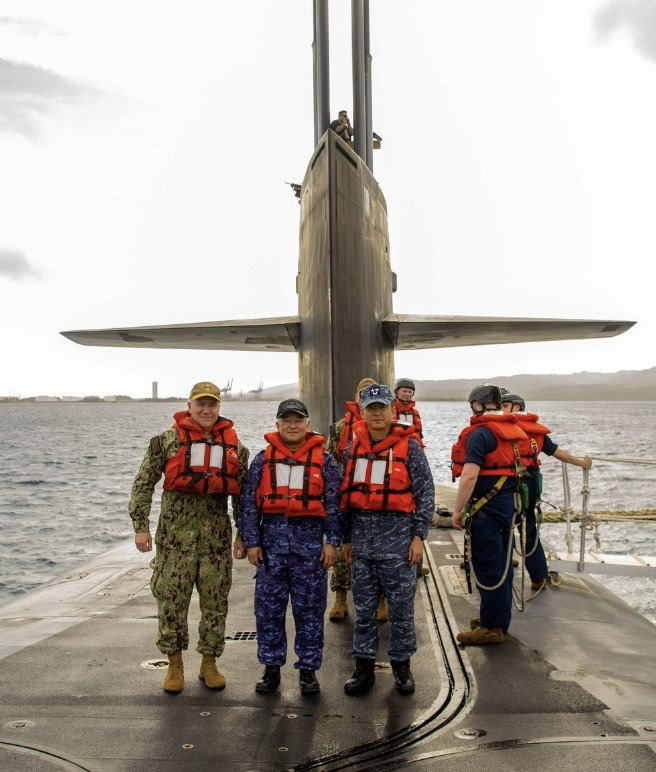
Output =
[
  {"x1": 391, "y1": 659, "x2": 415, "y2": 695},
  {"x1": 344, "y1": 657, "x2": 376, "y2": 695},
  {"x1": 255, "y1": 665, "x2": 281, "y2": 694},
  {"x1": 299, "y1": 669, "x2": 320, "y2": 695}
]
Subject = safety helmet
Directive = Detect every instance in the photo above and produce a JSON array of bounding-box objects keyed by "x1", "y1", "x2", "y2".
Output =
[
  {"x1": 500, "y1": 392, "x2": 525, "y2": 411},
  {"x1": 395, "y1": 378, "x2": 416, "y2": 392},
  {"x1": 467, "y1": 384, "x2": 502, "y2": 413}
]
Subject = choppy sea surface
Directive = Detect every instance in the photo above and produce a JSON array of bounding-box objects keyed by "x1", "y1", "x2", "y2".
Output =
[{"x1": 1, "y1": 401, "x2": 655, "y2": 622}]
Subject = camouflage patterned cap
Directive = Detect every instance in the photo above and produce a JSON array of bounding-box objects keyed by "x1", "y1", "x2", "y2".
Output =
[
  {"x1": 189, "y1": 381, "x2": 222, "y2": 401},
  {"x1": 360, "y1": 383, "x2": 394, "y2": 408},
  {"x1": 356, "y1": 377, "x2": 375, "y2": 394}
]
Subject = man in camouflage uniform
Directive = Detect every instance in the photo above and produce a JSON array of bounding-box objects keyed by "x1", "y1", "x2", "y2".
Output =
[
  {"x1": 341, "y1": 384, "x2": 434, "y2": 696},
  {"x1": 326, "y1": 377, "x2": 376, "y2": 621},
  {"x1": 130, "y1": 381, "x2": 249, "y2": 692}
]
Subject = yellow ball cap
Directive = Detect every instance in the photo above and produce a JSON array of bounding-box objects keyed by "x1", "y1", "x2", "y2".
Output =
[
  {"x1": 356, "y1": 377, "x2": 375, "y2": 395},
  {"x1": 189, "y1": 381, "x2": 222, "y2": 401}
]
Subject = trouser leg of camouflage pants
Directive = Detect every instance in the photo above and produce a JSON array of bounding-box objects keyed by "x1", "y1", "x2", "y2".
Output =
[
  {"x1": 330, "y1": 546, "x2": 352, "y2": 592},
  {"x1": 352, "y1": 553, "x2": 417, "y2": 661},
  {"x1": 255, "y1": 552, "x2": 328, "y2": 670},
  {"x1": 331, "y1": 546, "x2": 386, "y2": 598},
  {"x1": 351, "y1": 556, "x2": 380, "y2": 659},
  {"x1": 150, "y1": 544, "x2": 232, "y2": 656},
  {"x1": 289, "y1": 553, "x2": 328, "y2": 669}
]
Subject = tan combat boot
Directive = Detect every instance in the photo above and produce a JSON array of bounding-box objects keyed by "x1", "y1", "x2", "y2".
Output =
[
  {"x1": 199, "y1": 655, "x2": 227, "y2": 690},
  {"x1": 329, "y1": 590, "x2": 348, "y2": 621},
  {"x1": 457, "y1": 626, "x2": 504, "y2": 645},
  {"x1": 469, "y1": 616, "x2": 480, "y2": 630},
  {"x1": 163, "y1": 651, "x2": 184, "y2": 692},
  {"x1": 376, "y1": 596, "x2": 389, "y2": 623}
]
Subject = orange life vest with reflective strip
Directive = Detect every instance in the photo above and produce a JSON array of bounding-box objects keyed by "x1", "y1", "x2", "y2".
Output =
[
  {"x1": 513, "y1": 413, "x2": 551, "y2": 469},
  {"x1": 336, "y1": 401, "x2": 362, "y2": 461},
  {"x1": 340, "y1": 422, "x2": 417, "y2": 513},
  {"x1": 255, "y1": 432, "x2": 327, "y2": 518},
  {"x1": 393, "y1": 399, "x2": 423, "y2": 438},
  {"x1": 450, "y1": 413, "x2": 528, "y2": 480},
  {"x1": 163, "y1": 411, "x2": 240, "y2": 495}
]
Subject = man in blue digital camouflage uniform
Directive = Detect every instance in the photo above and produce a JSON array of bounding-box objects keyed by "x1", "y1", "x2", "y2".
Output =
[
  {"x1": 239, "y1": 399, "x2": 342, "y2": 695},
  {"x1": 341, "y1": 384, "x2": 435, "y2": 696}
]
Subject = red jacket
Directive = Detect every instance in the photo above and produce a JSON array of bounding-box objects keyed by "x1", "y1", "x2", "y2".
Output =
[
  {"x1": 393, "y1": 398, "x2": 423, "y2": 439},
  {"x1": 341, "y1": 421, "x2": 417, "y2": 513},
  {"x1": 163, "y1": 411, "x2": 240, "y2": 495},
  {"x1": 336, "y1": 401, "x2": 362, "y2": 461},
  {"x1": 451, "y1": 413, "x2": 528, "y2": 479},
  {"x1": 256, "y1": 432, "x2": 327, "y2": 518},
  {"x1": 513, "y1": 413, "x2": 551, "y2": 468}
]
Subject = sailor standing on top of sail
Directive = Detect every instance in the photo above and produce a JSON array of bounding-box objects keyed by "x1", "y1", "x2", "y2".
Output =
[
  {"x1": 451, "y1": 384, "x2": 528, "y2": 645},
  {"x1": 501, "y1": 392, "x2": 592, "y2": 591},
  {"x1": 239, "y1": 399, "x2": 342, "y2": 695},
  {"x1": 129, "y1": 381, "x2": 249, "y2": 693},
  {"x1": 341, "y1": 383, "x2": 435, "y2": 696}
]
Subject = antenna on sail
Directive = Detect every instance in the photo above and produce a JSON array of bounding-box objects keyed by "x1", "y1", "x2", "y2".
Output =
[{"x1": 312, "y1": 0, "x2": 330, "y2": 147}]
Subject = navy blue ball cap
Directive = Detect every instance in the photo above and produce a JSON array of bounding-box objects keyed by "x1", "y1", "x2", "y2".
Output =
[
  {"x1": 276, "y1": 398, "x2": 310, "y2": 418},
  {"x1": 360, "y1": 383, "x2": 394, "y2": 409}
]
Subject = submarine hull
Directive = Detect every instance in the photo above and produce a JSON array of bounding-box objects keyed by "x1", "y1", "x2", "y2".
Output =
[{"x1": 298, "y1": 134, "x2": 394, "y2": 431}]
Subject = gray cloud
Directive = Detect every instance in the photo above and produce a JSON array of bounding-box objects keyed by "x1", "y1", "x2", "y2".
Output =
[
  {"x1": 594, "y1": 0, "x2": 656, "y2": 63},
  {"x1": 0, "y1": 58, "x2": 104, "y2": 140},
  {"x1": 0, "y1": 16, "x2": 53, "y2": 35},
  {"x1": 0, "y1": 250, "x2": 40, "y2": 281}
]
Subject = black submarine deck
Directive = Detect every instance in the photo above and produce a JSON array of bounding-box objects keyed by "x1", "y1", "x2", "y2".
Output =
[{"x1": 1, "y1": 533, "x2": 655, "y2": 771}]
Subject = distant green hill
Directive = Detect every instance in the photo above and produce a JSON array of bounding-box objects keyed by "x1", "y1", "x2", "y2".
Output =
[
  {"x1": 261, "y1": 368, "x2": 656, "y2": 401},
  {"x1": 414, "y1": 367, "x2": 656, "y2": 401}
]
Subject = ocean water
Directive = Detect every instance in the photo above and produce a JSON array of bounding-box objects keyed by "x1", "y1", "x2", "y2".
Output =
[{"x1": 1, "y1": 401, "x2": 655, "y2": 621}]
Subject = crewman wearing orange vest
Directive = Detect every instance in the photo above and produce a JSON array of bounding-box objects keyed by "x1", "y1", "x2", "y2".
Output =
[
  {"x1": 341, "y1": 384, "x2": 434, "y2": 696},
  {"x1": 239, "y1": 399, "x2": 342, "y2": 695},
  {"x1": 327, "y1": 377, "x2": 391, "y2": 622},
  {"x1": 129, "y1": 381, "x2": 249, "y2": 693},
  {"x1": 451, "y1": 384, "x2": 528, "y2": 645},
  {"x1": 393, "y1": 378, "x2": 424, "y2": 441},
  {"x1": 501, "y1": 392, "x2": 592, "y2": 590}
]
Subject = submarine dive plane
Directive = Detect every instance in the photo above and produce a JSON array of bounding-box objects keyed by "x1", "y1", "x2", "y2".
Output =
[
  {"x1": 2, "y1": 3, "x2": 655, "y2": 771},
  {"x1": 59, "y1": 2, "x2": 633, "y2": 434}
]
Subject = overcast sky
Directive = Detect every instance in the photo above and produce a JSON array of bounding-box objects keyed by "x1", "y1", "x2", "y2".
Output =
[{"x1": 1, "y1": 0, "x2": 654, "y2": 398}]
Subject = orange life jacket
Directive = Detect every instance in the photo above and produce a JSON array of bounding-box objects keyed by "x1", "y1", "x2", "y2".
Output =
[
  {"x1": 336, "y1": 401, "x2": 362, "y2": 461},
  {"x1": 450, "y1": 413, "x2": 528, "y2": 480},
  {"x1": 163, "y1": 411, "x2": 240, "y2": 495},
  {"x1": 513, "y1": 412, "x2": 551, "y2": 468},
  {"x1": 255, "y1": 432, "x2": 327, "y2": 518},
  {"x1": 340, "y1": 421, "x2": 417, "y2": 513},
  {"x1": 393, "y1": 398, "x2": 423, "y2": 438}
]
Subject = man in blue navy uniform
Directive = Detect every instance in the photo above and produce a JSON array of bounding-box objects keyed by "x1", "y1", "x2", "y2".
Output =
[
  {"x1": 239, "y1": 399, "x2": 342, "y2": 695},
  {"x1": 501, "y1": 392, "x2": 591, "y2": 591},
  {"x1": 341, "y1": 383, "x2": 435, "y2": 696},
  {"x1": 451, "y1": 384, "x2": 528, "y2": 645}
]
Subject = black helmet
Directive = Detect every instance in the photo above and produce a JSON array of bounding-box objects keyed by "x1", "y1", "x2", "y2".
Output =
[
  {"x1": 501, "y1": 392, "x2": 525, "y2": 411},
  {"x1": 467, "y1": 384, "x2": 502, "y2": 413},
  {"x1": 395, "y1": 378, "x2": 415, "y2": 391}
]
